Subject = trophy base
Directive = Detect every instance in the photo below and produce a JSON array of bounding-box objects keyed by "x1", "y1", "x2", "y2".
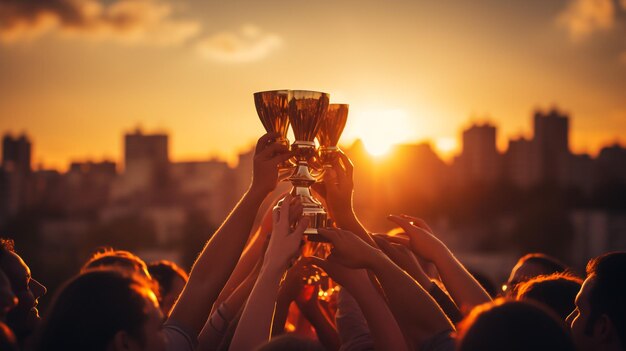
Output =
[{"x1": 302, "y1": 206, "x2": 330, "y2": 242}]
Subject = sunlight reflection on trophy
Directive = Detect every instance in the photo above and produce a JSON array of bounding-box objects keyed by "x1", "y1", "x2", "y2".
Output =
[
  {"x1": 286, "y1": 90, "x2": 330, "y2": 238},
  {"x1": 316, "y1": 103, "x2": 349, "y2": 168},
  {"x1": 254, "y1": 90, "x2": 294, "y2": 176}
]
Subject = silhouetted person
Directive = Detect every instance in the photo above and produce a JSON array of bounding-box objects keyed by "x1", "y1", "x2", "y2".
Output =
[
  {"x1": 516, "y1": 272, "x2": 582, "y2": 320},
  {"x1": 32, "y1": 269, "x2": 166, "y2": 351},
  {"x1": 0, "y1": 238, "x2": 46, "y2": 347},
  {"x1": 148, "y1": 260, "x2": 189, "y2": 316},
  {"x1": 567, "y1": 252, "x2": 626, "y2": 351},
  {"x1": 503, "y1": 253, "x2": 567, "y2": 295},
  {"x1": 457, "y1": 299, "x2": 575, "y2": 351}
]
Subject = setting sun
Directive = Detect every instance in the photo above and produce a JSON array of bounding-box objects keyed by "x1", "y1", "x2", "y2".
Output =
[{"x1": 344, "y1": 109, "x2": 417, "y2": 157}]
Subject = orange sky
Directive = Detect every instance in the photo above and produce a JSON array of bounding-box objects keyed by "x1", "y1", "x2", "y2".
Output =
[{"x1": 1, "y1": 0, "x2": 625, "y2": 170}]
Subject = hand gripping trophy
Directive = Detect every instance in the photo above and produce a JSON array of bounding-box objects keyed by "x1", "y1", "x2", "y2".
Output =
[{"x1": 254, "y1": 90, "x2": 348, "y2": 240}]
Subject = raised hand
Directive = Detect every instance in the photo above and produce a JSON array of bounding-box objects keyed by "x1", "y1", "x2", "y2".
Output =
[
  {"x1": 265, "y1": 195, "x2": 309, "y2": 269},
  {"x1": 317, "y1": 228, "x2": 379, "y2": 269},
  {"x1": 388, "y1": 214, "x2": 491, "y2": 311},
  {"x1": 321, "y1": 151, "x2": 355, "y2": 222},
  {"x1": 387, "y1": 214, "x2": 448, "y2": 263},
  {"x1": 372, "y1": 235, "x2": 433, "y2": 290},
  {"x1": 251, "y1": 133, "x2": 293, "y2": 195}
]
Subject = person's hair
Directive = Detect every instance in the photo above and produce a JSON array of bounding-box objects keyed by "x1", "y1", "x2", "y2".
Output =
[
  {"x1": 256, "y1": 334, "x2": 324, "y2": 351},
  {"x1": 457, "y1": 298, "x2": 576, "y2": 351},
  {"x1": 516, "y1": 272, "x2": 583, "y2": 320},
  {"x1": 82, "y1": 248, "x2": 150, "y2": 278},
  {"x1": 0, "y1": 238, "x2": 15, "y2": 262},
  {"x1": 147, "y1": 260, "x2": 188, "y2": 297},
  {"x1": 585, "y1": 252, "x2": 626, "y2": 346},
  {"x1": 516, "y1": 253, "x2": 567, "y2": 276},
  {"x1": 31, "y1": 269, "x2": 156, "y2": 351}
]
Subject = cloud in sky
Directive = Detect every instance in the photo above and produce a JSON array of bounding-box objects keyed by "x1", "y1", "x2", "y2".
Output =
[
  {"x1": 557, "y1": 0, "x2": 616, "y2": 41},
  {"x1": 195, "y1": 24, "x2": 283, "y2": 63},
  {"x1": 0, "y1": 0, "x2": 200, "y2": 45},
  {"x1": 556, "y1": 0, "x2": 626, "y2": 41}
]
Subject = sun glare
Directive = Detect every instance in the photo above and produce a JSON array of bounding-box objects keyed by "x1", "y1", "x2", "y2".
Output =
[
  {"x1": 346, "y1": 109, "x2": 416, "y2": 157},
  {"x1": 435, "y1": 137, "x2": 457, "y2": 155}
]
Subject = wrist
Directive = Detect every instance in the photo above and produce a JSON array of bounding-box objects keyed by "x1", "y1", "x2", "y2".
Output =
[
  {"x1": 365, "y1": 248, "x2": 387, "y2": 269},
  {"x1": 431, "y1": 246, "x2": 453, "y2": 267},
  {"x1": 333, "y1": 210, "x2": 359, "y2": 228},
  {"x1": 261, "y1": 257, "x2": 289, "y2": 276},
  {"x1": 247, "y1": 183, "x2": 271, "y2": 199}
]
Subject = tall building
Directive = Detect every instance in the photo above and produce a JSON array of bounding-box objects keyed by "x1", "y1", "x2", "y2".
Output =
[
  {"x1": 111, "y1": 129, "x2": 170, "y2": 199},
  {"x1": 532, "y1": 109, "x2": 570, "y2": 184},
  {"x1": 2, "y1": 134, "x2": 31, "y2": 174},
  {"x1": 456, "y1": 123, "x2": 500, "y2": 183},
  {"x1": 1, "y1": 134, "x2": 33, "y2": 218},
  {"x1": 505, "y1": 137, "x2": 537, "y2": 188}
]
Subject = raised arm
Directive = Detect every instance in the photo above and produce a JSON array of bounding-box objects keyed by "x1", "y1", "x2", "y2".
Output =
[
  {"x1": 168, "y1": 133, "x2": 291, "y2": 336},
  {"x1": 317, "y1": 228, "x2": 454, "y2": 348},
  {"x1": 307, "y1": 256, "x2": 409, "y2": 351},
  {"x1": 229, "y1": 196, "x2": 309, "y2": 351},
  {"x1": 388, "y1": 214, "x2": 492, "y2": 312},
  {"x1": 313, "y1": 151, "x2": 375, "y2": 247}
]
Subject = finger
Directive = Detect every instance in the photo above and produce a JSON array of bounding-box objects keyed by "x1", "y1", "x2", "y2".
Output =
[
  {"x1": 269, "y1": 150, "x2": 294, "y2": 164},
  {"x1": 400, "y1": 214, "x2": 434, "y2": 233},
  {"x1": 255, "y1": 132, "x2": 281, "y2": 153},
  {"x1": 337, "y1": 150, "x2": 354, "y2": 180},
  {"x1": 292, "y1": 216, "x2": 310, "y2": 237},
  {"x1": 387, "y1": 214, "x2": 415, "y2": 232},
  {"x1": 317, "y1": 228, "x2": 339, "y2": 244},
  {"x1": 258, "y1": 143, "x2": 289, "y2": 160},
  {"x1": 272, "y1": 206, "x2": 280, "y2": 225},
  {"x1": 373, "y1": 235, "x2": 394, "y2": 254},
  {"x1": 279, "y1": 195, "x2": 292, "y2": 224},
  {"x1": 384, "y1": 235, "x2": 411, "y2": 247},
  {"x1": 323, "y1": 169, "x2": 339, "y2": 194}
]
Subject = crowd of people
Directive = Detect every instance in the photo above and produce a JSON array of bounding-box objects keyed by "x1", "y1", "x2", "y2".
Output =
[{"x1": 0, "y1": 132, "x2": 625, "y2": 351}]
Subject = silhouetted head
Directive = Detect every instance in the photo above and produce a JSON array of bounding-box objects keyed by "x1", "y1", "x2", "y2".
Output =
[
  {"x1": 0, "y1": 238, "x2": 46, "y2": 342},
  {"x1": 503, "y1": 253, "x2": 567, "y2": 295},
  {"x1": 457, "y1": 299, "x2": 575, "y2": 351},
  {"x1": 82, "y1": 248, "x2": 151, "y2": 279},
  {"x1": 32, "y1": 269, "x2": 165, "y2": 351},
  {"x1": 256, "y1": 334, "x2": 324, "y2": 351},
  {"x1": 147, "y1": 260, "x2": 188, "y2": 316},
  {"x1": 567, "y1": 252, "x2": 626, "y2": 351},
  {"x1": 516, "y1": 272, "x2": 582, "y2": 320}
]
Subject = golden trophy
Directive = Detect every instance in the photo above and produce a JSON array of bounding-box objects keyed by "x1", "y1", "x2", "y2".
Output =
[
  {"x1": 317, "y1": 103, "x2": 348, "y2": 168},
  {"x1": 254, "y1": 90, "x2": 293, "y2": 173},
  {"x1": 287, "y1": 90, "x2": 330, "y2": 238}
]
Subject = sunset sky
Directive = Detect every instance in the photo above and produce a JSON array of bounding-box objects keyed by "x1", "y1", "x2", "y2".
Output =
[{"x1": 1, "y1": 0, "x2": 625, "y2": 170}]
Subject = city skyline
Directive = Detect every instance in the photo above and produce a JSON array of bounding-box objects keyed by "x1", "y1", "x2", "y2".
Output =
[{"x1": 2, "y1": 106, "x2": 624, "y2": 172}]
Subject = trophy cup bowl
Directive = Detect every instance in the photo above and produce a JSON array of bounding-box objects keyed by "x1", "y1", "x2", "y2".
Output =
[
  {"x1": 286, "y1": 90, "x2": 330, "y2": 238},
  {"x1": 254, "y1": 90, "x2": 294, "y2": 174},
  {"x1": 317, "y1": 103, "x2": 348, "y2": 167}
]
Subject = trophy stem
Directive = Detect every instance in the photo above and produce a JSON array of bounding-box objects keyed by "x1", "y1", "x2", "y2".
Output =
[
  {"x1": 290, "y1": 184, "x2": 328, "y2": 236},
  {"x1": 285, "y1": 141, "x2": 329, "y2": 238}
]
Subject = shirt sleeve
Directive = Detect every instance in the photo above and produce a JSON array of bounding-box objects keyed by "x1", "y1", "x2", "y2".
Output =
[{"x1": 163, "y1": 318, "x2": 198, "y2": 351}]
